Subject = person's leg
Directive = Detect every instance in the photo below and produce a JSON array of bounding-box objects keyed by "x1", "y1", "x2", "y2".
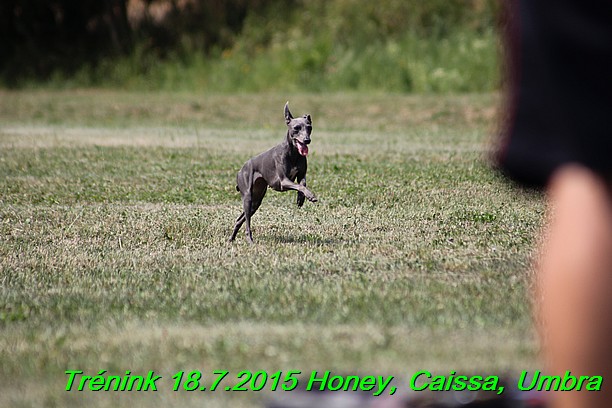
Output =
[{"x1": 537, "y1": 165, "x2": 612, "y2": 408}]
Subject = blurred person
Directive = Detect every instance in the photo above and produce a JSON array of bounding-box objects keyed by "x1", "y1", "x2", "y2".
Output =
[{"x1": 496, "y1": 1, "x2": 612, "y2": 407}]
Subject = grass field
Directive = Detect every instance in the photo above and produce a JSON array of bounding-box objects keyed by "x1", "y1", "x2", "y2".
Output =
[{"x1": 0, "y1": 91, "x2": 544, "y2": 407}]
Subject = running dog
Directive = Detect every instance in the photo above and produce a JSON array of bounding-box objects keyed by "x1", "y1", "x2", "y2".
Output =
[{"x1": 229, "y1": 102, "x2": 317, "y2": 243}]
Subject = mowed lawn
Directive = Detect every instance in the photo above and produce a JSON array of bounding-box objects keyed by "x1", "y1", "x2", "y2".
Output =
[{"x1": 0, "y1": 91, "x2": 544, "y2": 407}]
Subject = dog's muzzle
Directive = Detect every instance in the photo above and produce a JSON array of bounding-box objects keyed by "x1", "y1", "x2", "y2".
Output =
[{"x1": 296, "y1": 139, "x2": 309, "y2": 156}]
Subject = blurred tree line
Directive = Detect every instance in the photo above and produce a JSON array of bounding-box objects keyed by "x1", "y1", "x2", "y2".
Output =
[
  {"x1": 0, "y1": 0, "x2": 266, "y2": 85},
  {"x1": 0, "y1": 0, "x2": 499, "y2": 89}
]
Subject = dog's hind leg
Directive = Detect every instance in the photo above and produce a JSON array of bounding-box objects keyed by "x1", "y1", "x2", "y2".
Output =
[
  {"x1": 243, "y1": 192, "x2": 254, "y2": 244},
  {"x1": 229, "y1": 194, "x2": 262, "y2": 242},
  {"x1": 229, "y1": 212, "x2": 245, "y2": 242},
  {"x1": 251, "y1": 190, "x2": 266, "y2": 216},
  {"x1": 231, "y1": 161, "x2": 257, "y2": 243},
  {"x1": 244, "y1": 178, "x2": 268, "y2": 243}
]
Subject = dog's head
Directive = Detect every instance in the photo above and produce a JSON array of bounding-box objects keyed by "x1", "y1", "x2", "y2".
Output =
[{"x1": 285, "y1": 102, "x2": 312, "y2": 157}]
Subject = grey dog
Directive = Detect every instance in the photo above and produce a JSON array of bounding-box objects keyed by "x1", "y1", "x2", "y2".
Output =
[{"x1": 229, "y1": 102, "x2": 318, "y2": 243}]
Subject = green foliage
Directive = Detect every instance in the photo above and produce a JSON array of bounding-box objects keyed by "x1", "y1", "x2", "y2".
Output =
[
  {"x1": 222, "y1": 0, "x2": 501, "y2": 93},
  {"x1": 5, "y1": 0, "x2": 501, "y2": 93}
]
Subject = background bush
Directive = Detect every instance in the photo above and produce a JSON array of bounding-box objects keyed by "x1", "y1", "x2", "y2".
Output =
[{"x1": 1, "y1": 0, "x2": 501, "y2": 92}]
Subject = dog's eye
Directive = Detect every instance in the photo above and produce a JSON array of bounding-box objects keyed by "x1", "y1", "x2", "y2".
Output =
[
  {"x1": 306, "y1": 126, "x2": 312, "y2": 132},
  {"x1": 293, "y1": 125, "x2": 302, "y2": 132}
]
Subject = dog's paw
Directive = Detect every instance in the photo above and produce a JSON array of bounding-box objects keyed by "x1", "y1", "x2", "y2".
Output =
[{"x1": 308, "y1": 195, "x2": 318, "y2": 203}]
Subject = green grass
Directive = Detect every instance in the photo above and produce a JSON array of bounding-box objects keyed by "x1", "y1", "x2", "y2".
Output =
[{"x1": 0, "y1": 91, "x2": 544, "y2": 407}]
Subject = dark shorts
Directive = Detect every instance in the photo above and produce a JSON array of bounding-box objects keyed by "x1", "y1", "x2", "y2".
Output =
[{"x1": 495, "y1": 0, "x2": 612, "y2": 188}]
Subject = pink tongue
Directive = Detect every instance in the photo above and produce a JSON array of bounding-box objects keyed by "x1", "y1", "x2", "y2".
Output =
[{"x1": 298, "y1": 143, "x2": 309, "y2": 156}]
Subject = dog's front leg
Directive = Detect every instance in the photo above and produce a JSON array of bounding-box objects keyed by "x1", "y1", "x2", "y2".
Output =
[
  {"x1": 280, "y1": 178, "x2": 317, "y2": 203},
  {"x1": 297, "y1": 176, "x2": 307, "y2": 207}
]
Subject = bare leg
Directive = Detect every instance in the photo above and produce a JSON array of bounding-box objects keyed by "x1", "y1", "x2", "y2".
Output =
[{"x1": 537, "y1": 165, "x2": 612, "y2": 408}]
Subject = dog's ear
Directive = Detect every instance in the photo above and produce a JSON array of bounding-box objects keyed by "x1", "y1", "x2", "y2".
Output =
[
  {"x1": 284, "y1": 101, "x2": 293, "y2": 125},
  {"x1": 305, "y1": 114, "x2": 311, "y2": 124}
]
